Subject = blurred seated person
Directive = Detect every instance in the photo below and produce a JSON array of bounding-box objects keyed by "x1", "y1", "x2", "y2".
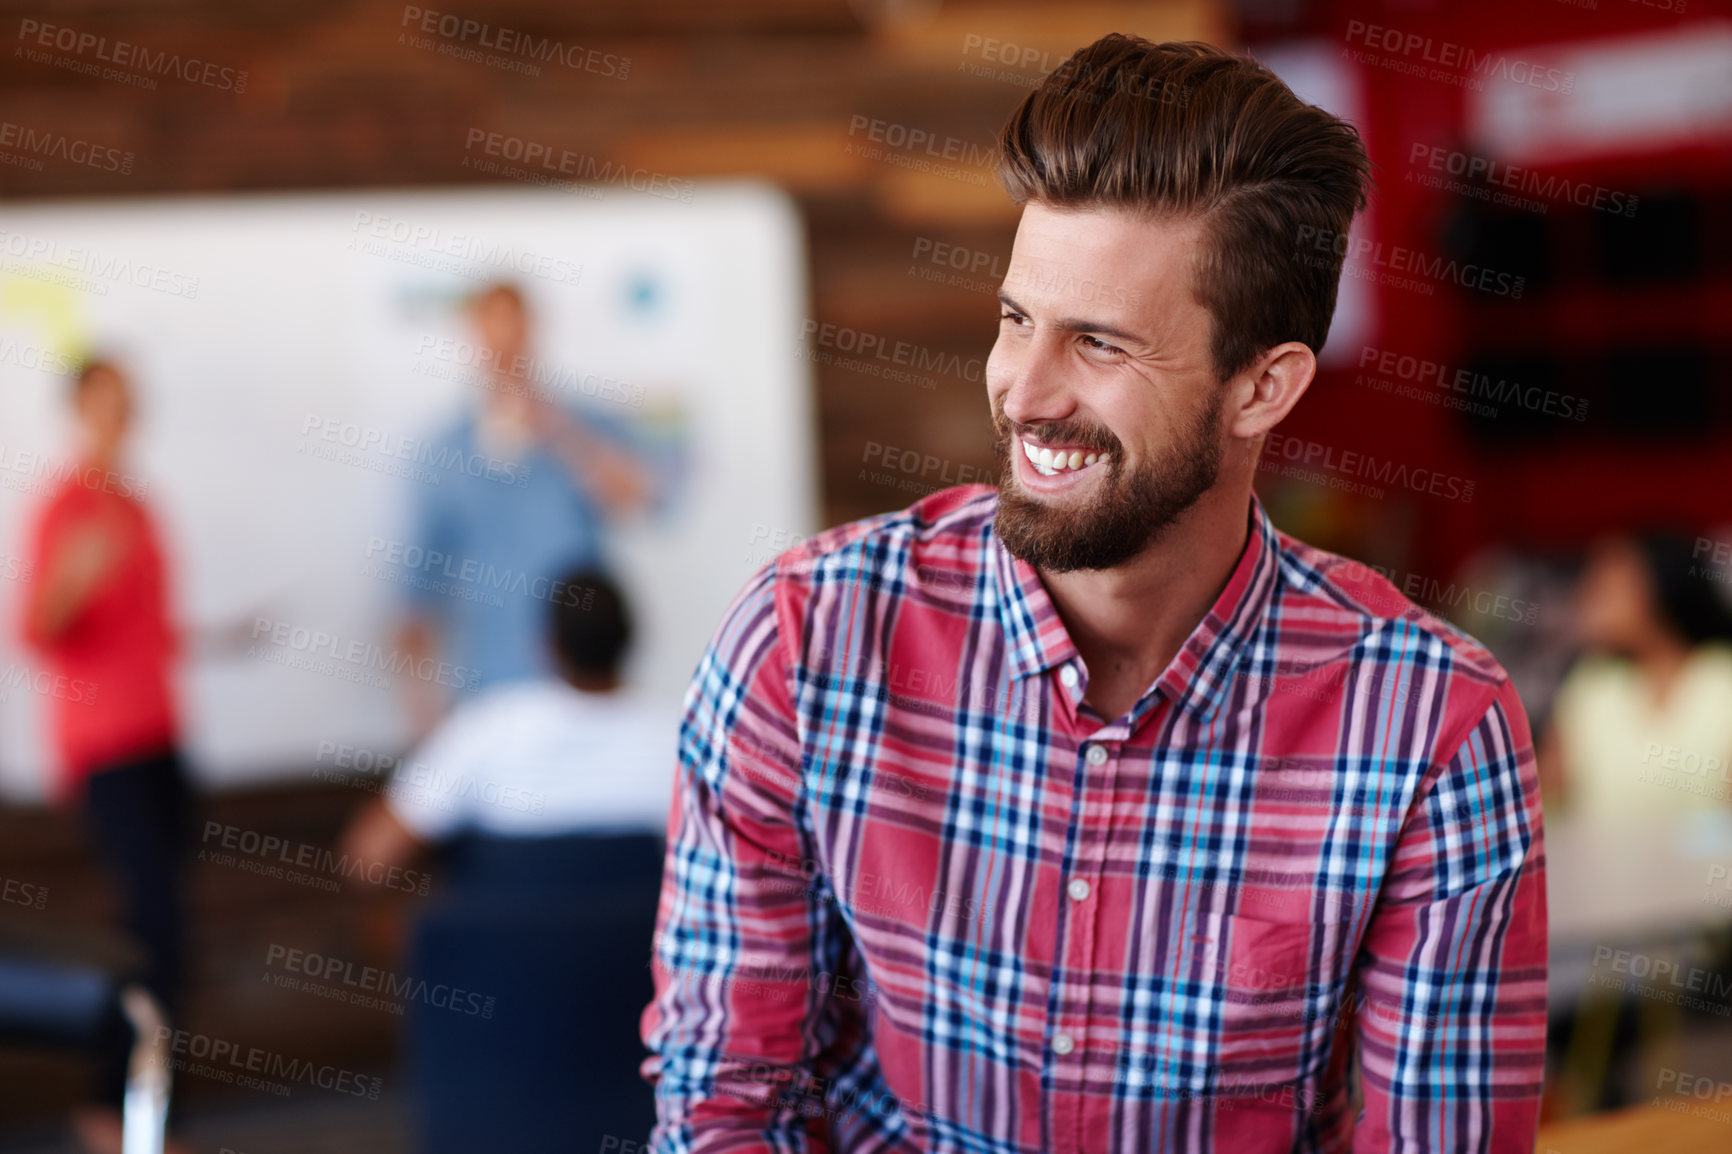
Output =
[
  {"x1": 341, "y1": 567, "x2": 673, "y2": 1151},
  {"x1": 342, "y1": 566, "x2": 673, "y2": 885},
  {"x1": 1542, "y1": 531, "x2": 1732, "y2": 819},
  {"x1": 394, "y1": 282, "x2": 653, "y2": 738}
]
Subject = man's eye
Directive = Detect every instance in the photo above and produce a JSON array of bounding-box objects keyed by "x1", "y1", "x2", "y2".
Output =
[
  {"x1": 1000, "y1": 311, "x2": 1027, "y2": 325},
  {"x1": 1082, "y1": 335, "x2": 1123, "y2": 354}
]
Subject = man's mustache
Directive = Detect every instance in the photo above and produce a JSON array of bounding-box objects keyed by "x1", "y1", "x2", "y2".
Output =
[{"x1": 992, "y1": 418, "x2": 1120, "y2": 457}]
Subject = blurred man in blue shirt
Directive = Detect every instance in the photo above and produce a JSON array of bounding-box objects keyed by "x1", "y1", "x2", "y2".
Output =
[{"x1": 394, "y1": 282, "x2": 651, "y2": 733}]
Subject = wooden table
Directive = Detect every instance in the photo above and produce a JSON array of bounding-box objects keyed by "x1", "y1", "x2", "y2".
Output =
[
  {"x1": 1536, "y1": 1100, "x2": 1732, "y2": 1152},
  {"x1": 1544, "y1": 809, "x2": 1732, "y2": 1011},
  {"x1": 1546, "y1": 810, "x2": 1732, "y2": 948}
]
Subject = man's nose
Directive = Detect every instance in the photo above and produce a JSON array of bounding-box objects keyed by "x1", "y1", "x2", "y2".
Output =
[{"x1": 999, "y1": 342, "x2": 1076, "y2": 428}]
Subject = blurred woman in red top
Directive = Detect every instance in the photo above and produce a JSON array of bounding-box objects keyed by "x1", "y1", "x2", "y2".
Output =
[
  {"x1": 25, "y1": 360, "x2": 178, "y2": 796},
  {"x1": 23, "y1": 358, "x2": 189, "y2": 1154}
]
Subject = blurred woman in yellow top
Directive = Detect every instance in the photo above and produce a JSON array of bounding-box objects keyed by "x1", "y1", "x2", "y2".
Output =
[{"x1": 1545, "y1": 532, "x2": 1732, "y2": 818}]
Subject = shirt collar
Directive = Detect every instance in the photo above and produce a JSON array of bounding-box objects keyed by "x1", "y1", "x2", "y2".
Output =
[{"x1": 990, "y1": 491, "x2": 1283, "y2": 724}]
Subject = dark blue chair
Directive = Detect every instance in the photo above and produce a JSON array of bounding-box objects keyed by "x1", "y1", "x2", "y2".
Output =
[
  {"x1": 404, "y1": 832, "x2": 664, "y2": 1154},
  {"x1": 0, "y1": 921, "x2": 171, "y2": 1154}
]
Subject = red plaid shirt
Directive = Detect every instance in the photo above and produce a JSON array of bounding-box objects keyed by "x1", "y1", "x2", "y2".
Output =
[{"x1": 642, "y1": 485, "x2": 1547, "y2": 1153}]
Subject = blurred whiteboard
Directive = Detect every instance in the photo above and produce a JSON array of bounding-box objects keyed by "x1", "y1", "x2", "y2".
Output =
[{"x1": 0, "y1": 182, "x2": 816, "y2": 799}]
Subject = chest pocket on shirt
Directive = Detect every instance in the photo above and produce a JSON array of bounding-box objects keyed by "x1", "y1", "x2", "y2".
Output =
[{"x1": 1125, "y1": 910, "x2": 1359, "y2": 1098}]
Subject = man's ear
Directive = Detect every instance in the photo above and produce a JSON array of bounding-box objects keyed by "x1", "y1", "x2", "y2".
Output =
[{"x1": 1226, "y1": 341, "x2": 1316, "y2": 440}]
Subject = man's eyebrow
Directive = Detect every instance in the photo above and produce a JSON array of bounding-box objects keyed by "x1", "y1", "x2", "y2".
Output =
[{"x1": 996, "y1": 290, "x2": 1144, "y2": 345}]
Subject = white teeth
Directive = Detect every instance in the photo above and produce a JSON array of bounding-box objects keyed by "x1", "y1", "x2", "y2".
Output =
[
  {"x1": 1020, "y1": 438, "x2": 1104, "y2": 476},
  {"x1": 1022, "y1": 441, "x2": 1055, "y2": 475}
]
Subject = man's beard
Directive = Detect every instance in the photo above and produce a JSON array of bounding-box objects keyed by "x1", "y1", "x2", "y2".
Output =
[{"x1": 992, "y1": 390, "x2": 1224, "y2": 573}]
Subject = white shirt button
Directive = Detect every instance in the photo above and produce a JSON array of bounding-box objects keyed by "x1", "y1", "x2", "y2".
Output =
[
  {"x1": 1085, "y1": 744, "x2": 1108, "y2": 767},
  {"x1": 1059, "y1": 666, "x2": 1078, "y2": 689},
  {"x1": 1067, "y1": 878, "x2": 1091, "y2": 902},
  {"x1": 1052, "y1": 1032, "x2": 1076, "y2": 1056}
]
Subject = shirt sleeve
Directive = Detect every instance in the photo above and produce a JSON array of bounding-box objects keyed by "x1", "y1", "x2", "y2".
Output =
[
  {"x1": 639, "y1": 562, "x2": 868, "y2": 1152},
  {"x1": 20, "y1": 494, "x2": 70, "y2": 653},
  {"x1": 384, "y1": 699, "x2": 489, "y2": 841},
  {"x1": 400, "y1": 437, "x2": 457, "y2": 616},
  {"x1": 1352, "y1": 676, "x2": 1548, "y2": 1152},
  {"x1": 575, "y1": 398, "x2": 683, "y2": 519}
]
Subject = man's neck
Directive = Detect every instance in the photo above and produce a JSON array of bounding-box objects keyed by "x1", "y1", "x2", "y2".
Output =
[{"x1": 1036, "y1": 481, "x2": 1253, "y2": 721}]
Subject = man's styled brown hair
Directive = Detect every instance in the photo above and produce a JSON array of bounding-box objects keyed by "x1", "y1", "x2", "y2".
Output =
[{"x1": 997, "y1": 35, "x2": 1374, "y2": 382}]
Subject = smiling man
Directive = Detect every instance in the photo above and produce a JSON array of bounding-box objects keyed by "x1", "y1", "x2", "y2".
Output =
[{"x1": 642, "y1": 35, "x2": 1546, "y2": 1154}]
